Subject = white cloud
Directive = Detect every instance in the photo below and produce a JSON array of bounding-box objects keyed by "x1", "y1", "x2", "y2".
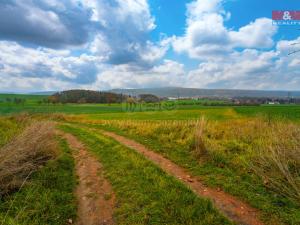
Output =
[
  {"x1": 0, "y1": 41, "x2": 102, "y2": 91},
  {"x1": 185, "y1": 42, "x2": 300, "y2": 90},
  {"x1": 0, "y1": 0, "x2": 299, "y2": 92},
  {"x1": 92, "y1": 60, "x2": 185, "y2": 90},
  {"x1": 86, "y1": 0, "x2": 168, "y2": 66},
  {"x1": 173, "y1": 0, "x2": 277, "y2": 60},
  {"x1": 167, "y1": 0, "x2": 300, "y2": 91},
  {"x1": 229, "y1": 18, "x2": 277, "y2": 49}
]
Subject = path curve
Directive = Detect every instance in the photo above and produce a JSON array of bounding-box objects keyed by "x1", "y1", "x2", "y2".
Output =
[
  {"x1": 63, "y1": 132, "x2": 115, "y2": 225},
  {"x1": 101, "y1": 130, "x2": 263, "y2": 225}
]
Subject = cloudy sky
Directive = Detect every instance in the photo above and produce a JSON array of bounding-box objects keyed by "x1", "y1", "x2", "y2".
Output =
[{"x1": 0, "y1": 0, "x2": 300, "y2": 92}]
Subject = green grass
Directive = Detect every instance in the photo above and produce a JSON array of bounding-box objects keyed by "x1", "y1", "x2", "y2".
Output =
[
  {"x1": 234, "y1": 105, "x2": 300, "y2": 121},
  {"x1": 60, "y1": 124, "x2": 231, "y2": 225},
  {"x1": 82, "y1": 123, "x2": 300, "y2": 225},
  {"x1": 0, "y1": 94, "x2": 47, "y2": 103},
  {"x1": 1, "y1": 93, "x2": 300, "y2": 122},
  {"x1": 0, "y1": 117, "x2": 25, "y2": 147},
  {"x1": 0, "y1": 138, "x2": 77, "y2": 225},
  {"x1": 88, "y1": 108, "x2": 239, "y2": 120},
  {"x1": 0, "y1": 103, "x2": 124, "y2": 115},
  {"x1": 87, "y1": 105, "x2": 300, "y2": 121}
]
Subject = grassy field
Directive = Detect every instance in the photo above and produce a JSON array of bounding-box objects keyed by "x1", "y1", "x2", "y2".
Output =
[
  {"x1": 1, "y1": 94, "x2": 300, "y2": 121},
  {"x1": 0, "y1": 94, "x2": 299, "y2": 224},
  {"x1": 235, "y1": 105, "x2": 300, "y2": 120},
  {"x1": 71, "y1": 118, "x2": 300, "y2": 225},
  {"x1": 0, "y1": 93, "x2": 47, "y2": 101}
]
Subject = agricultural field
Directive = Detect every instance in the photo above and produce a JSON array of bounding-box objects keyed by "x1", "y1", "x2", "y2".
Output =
[
  {"x1": 0, "y1": 95, "x2": 299, "y2": 225},
  {"x1": 2, "y1": 0, "x2": 300, "y2": 224}
]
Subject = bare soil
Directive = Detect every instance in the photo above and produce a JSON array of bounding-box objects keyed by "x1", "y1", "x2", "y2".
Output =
[
  {"x1": 101, "y1": 130, "x2": 263, "y2": 225},
  {"x1": 63, "y1": 133, "x2": 115, "y2": 225}
]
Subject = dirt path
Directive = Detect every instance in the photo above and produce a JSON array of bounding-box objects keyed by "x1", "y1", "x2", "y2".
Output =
[
  {"x1": 101, "y1": 130, "x2": 263, "y2": 225},
  {"x1": 63, "y1": 133, "x2": 115, "y2": 225}
]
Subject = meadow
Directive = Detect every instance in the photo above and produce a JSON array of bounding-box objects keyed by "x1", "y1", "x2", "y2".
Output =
[
  {"x1": 0, "y1": 94, "x2": 299, "y2": 224},
  {"x1": 1, "y1": 94, "x2": 300, "y2": 121}
]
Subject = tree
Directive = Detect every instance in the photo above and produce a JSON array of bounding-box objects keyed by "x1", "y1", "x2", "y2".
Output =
[
  {"x1": 139, "y1": 94, "x2": 160, "y2": 103},
  {"x1": 126, "y1": 97, "x2": 136, "y2": 111},
  {"x1": 5, "y1": 98, "x2": 11, "y2": 104}
]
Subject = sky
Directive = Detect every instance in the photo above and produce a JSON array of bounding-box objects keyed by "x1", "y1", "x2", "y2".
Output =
[{"x1": 0, "y1": 0, "x2": 300, "y2": 92}]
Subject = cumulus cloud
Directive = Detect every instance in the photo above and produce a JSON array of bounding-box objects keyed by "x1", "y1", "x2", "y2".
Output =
[
  {"x1": 0, "y1": 0, "x2": 96, "y2": 48},
  {"x1": 185, "y1": 40, "x2": 300, "y2": 90},
  {"x1": 87, "y1": 0, "x2": 169, "y2": 66},
  {"x1": 167, "y1": 0, "x2": 300, "y2": 90},
  {"x1": 92, "y1": 59, "x2": 185, "y2": 90},
  {"x1": 229, "y1": 18, "x2": 277, "y2": 49},
  {"x1": 0, "y1": 39, "x2": 181, "y2": 91},
  {"x1": 0, "y1": 41, "x2": 102, "y2": 89},
  {"x1": 173, "y1": 0, "x2": 277, "y2": 60}
]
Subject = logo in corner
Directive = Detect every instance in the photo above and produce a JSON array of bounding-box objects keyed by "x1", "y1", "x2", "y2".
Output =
[{"x1": 272, "y1": 10, "x2": 300, "y2": 25}]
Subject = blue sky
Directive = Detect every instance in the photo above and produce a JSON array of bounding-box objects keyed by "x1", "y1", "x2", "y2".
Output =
[{"x1": 0, "y1": 0, "x2": 299, "y2": 92}]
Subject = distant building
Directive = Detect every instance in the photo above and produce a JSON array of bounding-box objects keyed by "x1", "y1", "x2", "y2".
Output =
[{"x1": 268, "y1": 101, "x2": 280, "y2": 105}]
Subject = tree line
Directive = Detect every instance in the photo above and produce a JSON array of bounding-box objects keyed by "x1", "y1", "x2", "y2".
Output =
[
  {"x1": 1, "y1": 97, "x2": 26, "y2": 105},
  {"x1": 48, "y1": 90, "x2": 125, "y2": 104},
  {"x1": 45, "y1": 90, "x2": 163, "y2": 105}
]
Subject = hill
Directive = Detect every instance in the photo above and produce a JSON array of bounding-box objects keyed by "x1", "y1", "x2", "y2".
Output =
[{"x1": 110, "y1": 87, "x2": 300, "y2": 98}]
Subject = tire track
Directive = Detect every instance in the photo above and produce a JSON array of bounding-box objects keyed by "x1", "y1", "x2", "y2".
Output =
[
  {"x1": 62, "y1": 132, "x2": 115, "y2": 225},
  {"x1": 100, "y1": 130, "x2": 263, "y2": 225}
]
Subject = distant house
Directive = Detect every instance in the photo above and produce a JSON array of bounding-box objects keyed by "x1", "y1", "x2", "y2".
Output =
[{"x1": 268, "y1": 101, "x2": 280, "y2": 105}]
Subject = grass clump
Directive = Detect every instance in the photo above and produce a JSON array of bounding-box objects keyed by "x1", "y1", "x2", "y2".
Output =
[
  {"x1": 0, "y1": 137, "x2": 77, "y2": 225},
  {"x1": 0, "y1": 121, "x2": 57, "y2": 196},
  {"x1": 194, "y1": 117, "x2": 208, "y2": 160},
  {"x1": 61, "y1": 124, "x2": 231, "y2": 225},
  {"x1": 250, "y1": 122, "x2": 300, "y2": 204}
]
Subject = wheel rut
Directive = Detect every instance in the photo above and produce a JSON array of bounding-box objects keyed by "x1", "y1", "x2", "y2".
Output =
[
  {"x1": 62, "y1": 132, "x2": 115, "y2": 225},
  {"x1": 101, "y1": 130, "x2": 263, "y2": 225}
]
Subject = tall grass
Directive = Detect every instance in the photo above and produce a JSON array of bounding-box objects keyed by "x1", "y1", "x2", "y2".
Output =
[
  {"x1": 0, "y1": 121, "x2": 57, "y2": 196},
  {"x1": 194, "y1": 117, "x2": 208, "y2": 159},
  {"x1": 251, "y1": 122, "x2": 300, "y2": 203}
]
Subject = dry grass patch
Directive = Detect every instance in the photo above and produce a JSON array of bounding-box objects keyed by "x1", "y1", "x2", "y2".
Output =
[{"x1": 0, "y1": 121, "x2": 58, "y2": 196}]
